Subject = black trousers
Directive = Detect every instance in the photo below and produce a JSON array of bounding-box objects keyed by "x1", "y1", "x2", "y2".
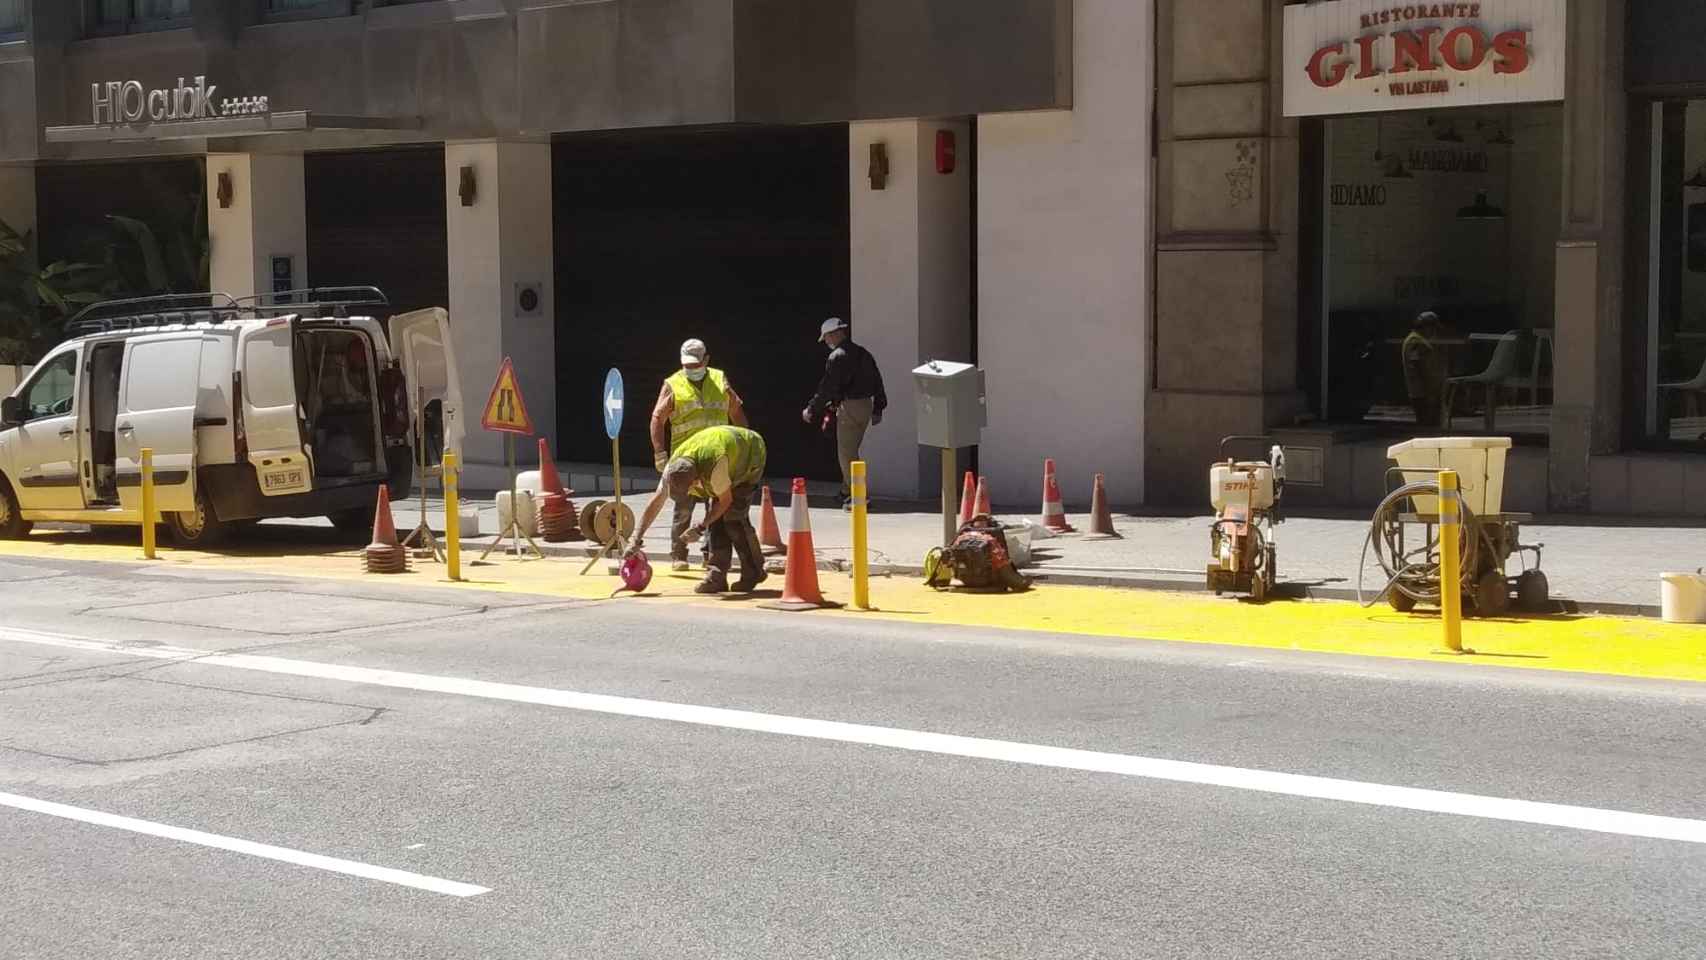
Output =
[{"x1": 705, "y1": 484, "x2": 763, "y2": 578}]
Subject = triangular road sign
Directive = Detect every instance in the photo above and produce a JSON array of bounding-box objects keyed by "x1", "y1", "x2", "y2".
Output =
[{"x1": 481, "y1": 357, "x2": 535, "y2": 435}]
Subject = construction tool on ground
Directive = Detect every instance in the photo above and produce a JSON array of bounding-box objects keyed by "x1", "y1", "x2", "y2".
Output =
[
  {"x1": 1205, "y1": 436, "x2": 1285, "y2": 602},
  {"x1": 1359, "y1": 436, "x2": 1548, "y2": 616},
  {"x1": 399, "y1": 368, "x2": 445, "y2": 562}
]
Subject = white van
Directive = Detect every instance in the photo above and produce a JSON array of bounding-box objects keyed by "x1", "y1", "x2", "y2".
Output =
[{"x1": 0, "y1": 290, "x2": 462, "y2": 545}]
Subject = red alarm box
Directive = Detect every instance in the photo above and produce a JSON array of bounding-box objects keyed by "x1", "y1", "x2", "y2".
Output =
[{"x1": 935, "y1": 130, "x2": 956, "y2": 174}]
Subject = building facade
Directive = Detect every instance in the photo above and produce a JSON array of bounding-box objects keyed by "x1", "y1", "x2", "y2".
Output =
[
  {"x1": 0, "y1": 0, "x2": 1152, "y2": 505},
  {"x1": 1152, "y1": 0, "x2": 1706, "y2": 516}
]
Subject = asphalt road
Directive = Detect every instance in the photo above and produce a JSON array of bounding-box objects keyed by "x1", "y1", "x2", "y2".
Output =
[{"x1": 2, "y1": 554, "x2": 1704, "y2": 959}]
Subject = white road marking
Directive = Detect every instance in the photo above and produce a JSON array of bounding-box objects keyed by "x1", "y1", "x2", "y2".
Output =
[
  {"x1": 0, "y1": 790, "x2": 489, "y2": 898},
  {"x1": 6, "y1": 625, "x2": 1706, "y2": 846}
]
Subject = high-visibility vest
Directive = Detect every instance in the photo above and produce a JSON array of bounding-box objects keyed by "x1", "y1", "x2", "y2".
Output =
[
  {"x1": 675, "y1": 426, "x2": 766, "y2": 496},
  {"x1": 666, "y1": 368, "x2": 731, "y2": 451}
]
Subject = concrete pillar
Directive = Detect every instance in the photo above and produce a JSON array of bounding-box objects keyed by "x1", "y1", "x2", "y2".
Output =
[
  {"x1": 849, "y1": 119, "x2": 973, "y2": 501},
  {"x1": 206, "y1": 153, "x2": 307, "y2": 302},
  {"x1": 1147, "y1": 0, "x2": 1303, "y2": 505},
  {"x1": 977, "y1": 0, "x2": 1152, "y2": 508},
  {"x1": 1551, "y1": 0, "x2": 1627, "y2": 511},
  {"x1": 445, "y1": 140, "x2": 556, "y2": 477}
]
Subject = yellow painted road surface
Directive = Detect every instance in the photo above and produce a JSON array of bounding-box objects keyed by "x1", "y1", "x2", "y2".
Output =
[{"x1": 2, "y1": 530, "x2": 1704, "y2": 684}]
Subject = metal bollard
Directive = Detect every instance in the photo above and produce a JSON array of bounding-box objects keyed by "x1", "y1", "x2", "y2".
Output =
[
  {"x1": 140, "y1": 447, "x2": 157, "y2": 560},
  {"x1": 851, "y1": 460, "x2": 869, "y2": 610},
  {"x1": 1438, "y1": 469, "x2": 1463, "y2": 653},
  {"x1": 443, "y1": 451, "x2": 462, "y2": 582}
]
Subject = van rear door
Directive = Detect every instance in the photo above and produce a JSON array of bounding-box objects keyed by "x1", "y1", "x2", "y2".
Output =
[
  {"x1": 115, "y1": 333, "x2": 204, "y2": 514},
  {"x1": 236, "y1": 319, "x2": 313, "y2": 496},
  {"x1": 391, "y1": 308, "x2": 464, "y2": 464}
]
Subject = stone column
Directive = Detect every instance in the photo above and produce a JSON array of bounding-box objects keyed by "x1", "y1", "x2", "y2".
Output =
[
  {"x1": 206, "y1": 153, "x2": 307, "y2": 302},
  {"x1": 1550, "y1": 0, "x2": 1627, "y2": 511},
  {"x1": 1148, "y1": 0, "x2": 1303, "y2": 504},
  {"x1": 444, "y1": 140, "x2": 556, "y2": 479},
  {"x1": 848, "y1": 119, "x2": 973, "y2": 501}
]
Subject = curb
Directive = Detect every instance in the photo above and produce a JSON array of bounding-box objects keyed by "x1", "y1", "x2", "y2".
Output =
[{"x1": 454, "y1": 537, "x2": 1660, "y2": 619}]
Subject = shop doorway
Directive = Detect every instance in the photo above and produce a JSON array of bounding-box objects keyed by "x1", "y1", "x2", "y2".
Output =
[
  {"x1": 1311, "y1": 105, "x2": 1562, "y2": 441},
  {"x1": 552, "y1": 125, "x2": 851, "y2": 481},
  {"x1": 1641, "y1": 99, "x2": 1706, "y2": 450},
  {"x1": 305, "y1": 147, "x2": 449, "y2": 318}
]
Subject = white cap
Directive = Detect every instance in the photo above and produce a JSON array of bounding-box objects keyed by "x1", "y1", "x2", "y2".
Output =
[
  {"x1": 680, "y1": 338, "x2": 707, "y2": 365},
  {"x1": 818, "y1": 317, "x2": 849, "y2": 342}
]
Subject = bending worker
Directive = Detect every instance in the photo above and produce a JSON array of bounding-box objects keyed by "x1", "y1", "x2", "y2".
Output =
[
  {"x1": 802, "y1": 317, "x2": 886, "y2": 509},
  {"x1": 650, "y1": 338, "x2": 747, "y2": 571},
  {"x1": 631, "y1": 425, "x2": 769, "y2": 595}
]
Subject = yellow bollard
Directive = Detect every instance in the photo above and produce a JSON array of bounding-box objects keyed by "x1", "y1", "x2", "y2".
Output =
[
  {"x1": 139, "y1": 447, "x2": 156, "y2": 560},
  {"x1": 443, "y1": 451, "x2": 462, "y2": 582},
  {"x1": 1438, "y1": 469, "x2": 1463, "y2": 653},
  {"x1": 851, "y1": 460, "x2": 869, "y2": 610}
]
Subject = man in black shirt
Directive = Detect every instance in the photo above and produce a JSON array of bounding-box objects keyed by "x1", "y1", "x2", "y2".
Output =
[{"x1": 803, "y1": 317, "x2": 887, "y2": 509}]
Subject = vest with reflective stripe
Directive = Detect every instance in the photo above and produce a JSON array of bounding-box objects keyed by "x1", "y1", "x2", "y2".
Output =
[
  {"x1": 666, "y1": 368, "x2": 731, "y2": 451},
  {"x1": 676, "y1": 426, "x2": 766, "y2": 496}
]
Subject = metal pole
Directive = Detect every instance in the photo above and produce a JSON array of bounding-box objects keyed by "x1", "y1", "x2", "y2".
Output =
[
  {"x1": 444, "y1": 451, "x2": 461, "y2": 581},
  {"x1": 1438, "y1": 469, "x2": 1464, "y2": 653},
  {"x1": 852, "y1": 460, "x2": 869, "y2": 610},
  {"x1": 507, "y1": 432, "x2": 518, "y2": 558},
  {"x1": 140, "y1": 448, "x2": 156, "y2": 560},
  {"x1": 941, "y1": 447, "x2": 956, "y2": 547}
]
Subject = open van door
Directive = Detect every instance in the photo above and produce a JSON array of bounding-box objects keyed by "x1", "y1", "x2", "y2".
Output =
[
  {"x1": 237, "y1": 319, "x2": 314, "y2": 497},
  {"x1": 391, "y1": 308, "x2": 464, "y2": 466},
  {"x1": 115, "y1": 333, "x2": 204, "y2": 514}
]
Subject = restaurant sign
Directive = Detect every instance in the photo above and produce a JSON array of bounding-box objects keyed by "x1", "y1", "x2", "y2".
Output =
[
  {"x1": 90, "y1": 76, "x2": 270, "y2": 126},
  {"x1": 1283, "y1": 0, "x2": 1565, "y2": 117}
]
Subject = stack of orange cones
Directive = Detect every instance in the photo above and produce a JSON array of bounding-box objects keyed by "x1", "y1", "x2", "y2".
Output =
[
  {"x1": 759, "y1": 478, "x2": 839, "y2": 611},
  {"x1": 1039, "y1": 459, "x2": 1076, "y2": 533},
  {"x1": 958, "y1": 471, "x2": 977, "y2": 526},
  {"x1": 1085, "y1": 473, "x2": 1121, "y2": 539},
  {"x1": 758, "y1": 485, "x2": 786, "y2": 554},
  {"x1": 974, "y1": 476, "x2": 992, "y2": 517},
  {"x1": 363, "y1": 486, "x2": 408, "y2": 574},
  {"x1": 537, "y1": 439, "x2": 582, "y2": 543}
]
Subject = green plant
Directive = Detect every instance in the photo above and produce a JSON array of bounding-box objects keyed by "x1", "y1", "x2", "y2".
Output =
[{"x1": 0, "y1": 217, "x2": 113, "y2": 363}]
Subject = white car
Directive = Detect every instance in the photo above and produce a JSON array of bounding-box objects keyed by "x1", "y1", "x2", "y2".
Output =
[{"x1": 0, "y1": 290, "x2": 462, "y2": 546}]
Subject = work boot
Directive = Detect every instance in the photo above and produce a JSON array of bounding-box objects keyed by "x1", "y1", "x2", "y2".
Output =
[
  {"x1": 694, "y1": 569, "x2": 729, "y2": 594},
  {"x1": 732, "y1": 567, "x2": 769, "y2": 593}
]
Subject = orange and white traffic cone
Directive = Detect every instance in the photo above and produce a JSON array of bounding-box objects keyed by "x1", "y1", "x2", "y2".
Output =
[
  {"x1": 537, "y1": 438, "x2": 581, "y2": 543},
  {"x1": 1086, "y1": 473, "x2": 1120, "y2": 539},
  {"x1": 363, "y1": 486, "x2": 408, "y2": 574},
  {"x1": 760, "y1": 477, "x2": 838, "y2": 611},
  {"x1": 758, "y1": 485, "x2": 785, "y2": 554},
  {"x1": 957, "y1": 471, "x2": 977, "y2": 526},
  {"x1": 974, "y1": 476, "x2": 992, "y2": 517},
  {"x1": 1039, "y1": 459, "x2": 1076, "y2": 533}
]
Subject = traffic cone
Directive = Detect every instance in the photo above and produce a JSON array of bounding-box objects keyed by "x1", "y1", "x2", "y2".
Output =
[
  {"x1": 974, "y1": 476, "x2": 992, "y2": 518},
  {"x1": 1085, "y1": 473, "x2": 1121, "y2": 539},
  {"x1": 758, "y1": 485, "x2": 785, "y2": 553},
  {"x1": 363, "y1": 486, "x2": 408, "y2": 574},
  {"x1": 759, "y1": 477, "x2": 839, "y2": 611},
  {"x1": 1039, "y1": 459, "x2": 1076, "y2": 533},
  {"x1": 957, "y1": 471, "x2": 977, "y2": 526},
  {"x1": 537, "y1": 438, "x2": 582, "y2": 543}
]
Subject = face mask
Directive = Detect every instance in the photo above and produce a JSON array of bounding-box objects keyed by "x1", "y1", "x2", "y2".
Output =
[{"x1": 685, "y1": 367, "x2": 707, "y2": 382}]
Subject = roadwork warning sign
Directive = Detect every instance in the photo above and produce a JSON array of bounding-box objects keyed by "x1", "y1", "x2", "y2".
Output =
[{"x1": 481, "y1": 357, "x2": 535, "y2": 435}]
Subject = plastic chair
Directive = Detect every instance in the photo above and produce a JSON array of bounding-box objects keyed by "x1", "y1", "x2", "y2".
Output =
[
  {"x1": 1445, "y1": 333, "x2": 1521, "y2": 432},
  {"x1": 1658, "y1": 355, "x2": 1706, "y2": 436}
]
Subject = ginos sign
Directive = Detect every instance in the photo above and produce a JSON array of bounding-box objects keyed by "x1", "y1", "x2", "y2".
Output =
[{"x1": 1283, "y1": 0, "x2": 1564, "y2": 117}]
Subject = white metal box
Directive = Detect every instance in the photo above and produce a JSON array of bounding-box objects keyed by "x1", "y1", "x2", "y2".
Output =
[
  {"x1": 913, "y1": 360, "x2": 986, "y2": 449},
  {"x1": 1386, "y1": 436, "x2": 1511, "y2": 516}
]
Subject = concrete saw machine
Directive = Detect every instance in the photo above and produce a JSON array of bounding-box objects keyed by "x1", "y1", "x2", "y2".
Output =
[{"x1": 1207, "y1": 436, "x2": 1286, "y2": 603}]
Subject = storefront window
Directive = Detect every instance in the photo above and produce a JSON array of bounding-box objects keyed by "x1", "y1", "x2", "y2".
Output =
[
  {"x1": 1643, "y1": 100, "x2": 1706, "y2": 450},
  {"x1": 1316, "y1": 105, "x2": 1562, "y2": 441},
  {"x1": 264, "y1": 0, "x2": 351, "y2": 19},
  {"x1": 0, "y1": 0, "x2": 25, "y2": 37},
  {"x1": 91, "y1": 0, "x2": 191, "y2": 34}
]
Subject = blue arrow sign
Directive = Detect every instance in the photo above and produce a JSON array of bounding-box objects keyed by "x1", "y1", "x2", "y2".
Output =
[{"x1": 602, "y1": 368, "x2": 625, "y2": 441}]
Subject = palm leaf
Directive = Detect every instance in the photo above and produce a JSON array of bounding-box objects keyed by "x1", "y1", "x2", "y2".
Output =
[{"x1": 106, "y1": 215, "x2": 170, "y2": 292}]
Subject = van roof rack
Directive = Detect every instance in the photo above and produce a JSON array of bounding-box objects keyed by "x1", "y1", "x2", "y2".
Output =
[
  {"x1": 65, "y1": 293, "x2": 243, "y2": 337},
  {"x1": 235, "y1": 286, "x2": 390, "y2": 318}
]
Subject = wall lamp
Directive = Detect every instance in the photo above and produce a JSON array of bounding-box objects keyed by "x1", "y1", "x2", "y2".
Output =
[
  {"x1": 868, "y1": 143, "x2": 888, "y2": 190},
  {"x1": 216, "y1": 171, "x2": 233, "y2": 209},
  {"x1": 459, "y1": 165, "x2": 477, "y2": 206}
]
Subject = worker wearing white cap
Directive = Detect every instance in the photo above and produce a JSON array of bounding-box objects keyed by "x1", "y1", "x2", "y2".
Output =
[
  {"x1": 803, "y1": 317, "x2": 886, "y2": 509},
  {"x1": 651, "y1": 338, "x2": 747, "y2": 571}
]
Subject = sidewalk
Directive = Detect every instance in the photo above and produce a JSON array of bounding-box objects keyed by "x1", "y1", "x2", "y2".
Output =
[{"x1": 378, "y1": 487, "x2": 1704, "y2": 616}]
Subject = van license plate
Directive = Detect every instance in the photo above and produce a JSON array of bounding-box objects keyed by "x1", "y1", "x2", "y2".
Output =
[{"x1": 262, "y1": 467, "x2": 307, "y2": 494}]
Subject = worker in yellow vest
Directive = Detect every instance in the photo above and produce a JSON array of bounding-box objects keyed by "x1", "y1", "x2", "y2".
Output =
[
  {"x1": 631, "y1": 425, "x2": 769, "y2": 594},
  {"x1": 649, "y1": 338, "x2": 748, "y2": 571}
]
